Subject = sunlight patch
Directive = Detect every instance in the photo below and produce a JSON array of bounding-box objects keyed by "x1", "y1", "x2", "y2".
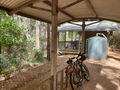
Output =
[{"x1": 96, "y1": 83, "x2": 105, "y2": 90}]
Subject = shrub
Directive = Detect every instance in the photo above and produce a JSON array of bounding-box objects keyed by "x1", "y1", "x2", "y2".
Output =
[{"x1": 0, "y1": 54, "x2": 11, "y2": 74}]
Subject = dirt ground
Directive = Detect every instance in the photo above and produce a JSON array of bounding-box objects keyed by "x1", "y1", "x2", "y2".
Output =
[
  {"x1": 67, "y1": 49, "x2": 120, "y2": 90},
  {"x1": 0, "y1": 49, "x2": 120, "y2": 90}
]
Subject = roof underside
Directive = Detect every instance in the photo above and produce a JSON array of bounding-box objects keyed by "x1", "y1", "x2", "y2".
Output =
[
  {"x1": 0, "y1": 0, "x2": 120, "y2": 24},
  {"x1": 58, "y1": 21, "x2": 118, "y2": 32}
]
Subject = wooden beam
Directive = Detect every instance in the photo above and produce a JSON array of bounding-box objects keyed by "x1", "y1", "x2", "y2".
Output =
[
  {"x1": 69, "y1": 22, "x2": 82, "y2": 27},
  {"x1": 8, "y1": 0, "x2": 45, "y2": 16},
  {"x1": 51, "y1": 0, "x2": 58, "y2": 90},
  {"x1": 29, "y1": 5, "x2": 51, "y2": 12},
  {"x1": 60, "y1": 10, "x2": 75, "y2": 19},
  {"x1": 58, "y1": 17, "x2": 120, "y2": 25},
  {"x1": 84, "y1": 0, "x2": 98, "y2": 17},
  {"x1": 17, "y1": 12, "x2": 51, "y2": 23},
  {"x1": 86, "y1": 20, "x2": 102, "y2": 26},
  {"x1": 61, "y1": 0, "x2": 83, "y2": 10},
  {"x1": 0, "y1": 6, "x2": 50, "y2": 23},
  {"x1": 43, "y1": 1, "x2": 75, "y2": 19}
]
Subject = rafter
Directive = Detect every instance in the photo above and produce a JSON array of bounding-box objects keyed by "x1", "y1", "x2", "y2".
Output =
[
  {"x1": 69, "y1": 19, "x2": 102, "y2": 27},
  {"x1": 86, "y1": 20, "x2": 102, "y2": 26},
  {"x1": 29, "y1": 5, "x2": 51, "y2": 12},
  {"x1": 84, "y1": 0, "x2": 98, "y2": 17},
  {"x1": 43, "y1": 1, "x2": 75, "y2": 19},
  {"x1": 8, "y1": 0, "x2": 45, "y2": 16},
  {"x1": 69, "y1": 22, "x2": 82, "y2": 27},
  {"x1": 61, "y1": 0, "x2": 83, "y2": 10}
]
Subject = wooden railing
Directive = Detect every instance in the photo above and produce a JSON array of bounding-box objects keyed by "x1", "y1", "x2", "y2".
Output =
[{"x1": 39, "y1": 66, "x2": 70, "y2": 90}]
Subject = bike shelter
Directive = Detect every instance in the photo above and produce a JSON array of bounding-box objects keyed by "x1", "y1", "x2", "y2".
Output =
[{"x1": 0, "y1": 0, "x2": 120, "y2": 90}]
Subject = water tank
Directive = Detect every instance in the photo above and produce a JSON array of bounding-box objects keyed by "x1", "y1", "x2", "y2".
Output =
[{"x1": 86, "y1": 33, "x2": 108, "y2": 60}]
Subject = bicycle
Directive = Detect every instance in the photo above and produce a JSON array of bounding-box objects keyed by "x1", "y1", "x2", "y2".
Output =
[{"x1": 65, "y1": 53, "x2": 90, "y2": 90}]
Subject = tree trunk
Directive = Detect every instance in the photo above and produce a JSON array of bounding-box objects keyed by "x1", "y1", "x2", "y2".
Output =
[
  {"x1": 47, "y1": 23, "x2": 50, "y2": 61},
  {"x1": 7, "y1": 44, "x2": 11, "y2": 54},
  {"x1": 36, "y1": 21, "x2": 40, "y2": 52},
  {"x1": 0, "y1": 42, "x2": 1, "y2": 54}
]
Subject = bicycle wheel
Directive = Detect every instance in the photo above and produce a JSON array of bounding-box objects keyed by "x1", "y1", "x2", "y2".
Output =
[
  {"x1": 82, "y1": 63, "x2": 90, "y2": 81},
  {"x1": 70, "y1": 65, "x2": 83, "y2": 90}
]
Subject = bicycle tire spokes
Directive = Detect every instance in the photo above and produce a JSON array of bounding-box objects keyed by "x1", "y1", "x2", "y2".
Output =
[
  {"x1": 70, "y1": 69, "x2": 83, "y2": 90},
  {"x1": 82, "y1": 63, "x2": 90, "y2": 81}
]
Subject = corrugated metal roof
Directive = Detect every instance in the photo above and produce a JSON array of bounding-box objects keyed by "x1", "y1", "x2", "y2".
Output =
[
  {"x1": 58, "y1": 21, "x2": 118, "y2": 32},
  {"x1": 0, "y1": 0, "x2": 120, "y2": 24}
]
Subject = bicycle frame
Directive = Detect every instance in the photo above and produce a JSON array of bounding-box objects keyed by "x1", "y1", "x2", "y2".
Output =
[
  {"x1": 73, "y1": 57, "x2": 85, "y2": 81},
  {"x1": 66, "y1": 53, "x2": 90, "y2": 90}
]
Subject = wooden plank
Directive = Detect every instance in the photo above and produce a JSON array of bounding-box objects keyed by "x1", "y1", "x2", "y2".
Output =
[
  {"x1": 50, "y1": 76, "x2": 54, "y2": 90},
  {"x1": 65, "y1": 70, "x2": 69, "y2": 89},
  {"x1": 61, "y1": 70, "x2": 64, "y2": 89}
]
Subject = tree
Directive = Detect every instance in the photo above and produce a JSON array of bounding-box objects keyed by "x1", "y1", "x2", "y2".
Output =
[
  {"x1": 0, "y1": 11, "x2": 26, "y2": 55},
  {"x1": 47, "y1": 23, "x2": 50, "y2": 61},
  {"x1": 36, "y1": 21, "x2": 40, "y2": 51}
]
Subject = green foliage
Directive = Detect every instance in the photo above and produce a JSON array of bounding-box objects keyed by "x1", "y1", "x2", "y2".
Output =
[
  {"x1": 0, "y1": 54, "x2": 10, "y2": 74},
  {"x1": 10, "y1": 58, "x2": 20, "y2": 68},
  {"x1": 0, "y1": 11, "x2": 27, "y2": 56},
  {"x1": 0, "y1": 11, "x2": 48, "y2": 73},
  {"x1": 0, "y1": 54, "x2": 11, "y2": 74},
  {"x1": 109, "y1": 30, "x2": 120, "y2": 48},
  {"x1": 0, "y1": 54, "x2": 20, "y2": 74},
  {"x1": 0, "y1": 11, "x2": 27, "y2": 74},
  {"x1": 59, "y1": 32, "x2": 65, "y2": 41},
  {"x1": 0, "y1": 17, "x2": 25, "y2": 46},
  {"x1": 35, "y1": 48, "x2": 45, "y2": 62},
  {"x1": 68, "y1": 32, "x2": 73, "y2": 38},
  {"x1": 23, "y1": 47, "x2": 46, "y2": 66}
]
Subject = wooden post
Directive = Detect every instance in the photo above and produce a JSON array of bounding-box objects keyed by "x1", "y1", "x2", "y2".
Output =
[
  {"x1": 65, "y1": 32, "x2": 66, "y2": 48},
  {"x1": 81, "y1": 19, "x2": 85, "y2": 53},
  {"x1": 61, "y1": 70, "x2": 64, "y2": 89},
  {"x1": 78, "y1": 32, "x2": 81, "y2": 52},
  {"x1": 58, "y1": 32, "x2": 59, "y2": 49},
  {"x1": 51, "y1": 0, "x2": 58, "y2": 90}
]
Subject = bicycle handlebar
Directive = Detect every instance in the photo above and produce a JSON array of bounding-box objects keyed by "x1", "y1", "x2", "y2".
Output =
[
  {"x1": 76, "y1": 52, "x2": 85, "y2": 59},
  {"x1": 67, "y1": 53, "x2": 86, "y2": 64}
]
